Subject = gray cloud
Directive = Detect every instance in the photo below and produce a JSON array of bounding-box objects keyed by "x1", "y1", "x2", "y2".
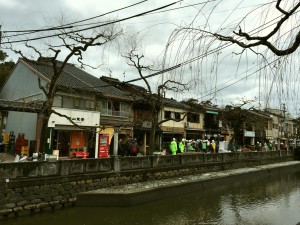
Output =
[{"x1": 1, "y1": 0, "x2": 299, "y2": 116}]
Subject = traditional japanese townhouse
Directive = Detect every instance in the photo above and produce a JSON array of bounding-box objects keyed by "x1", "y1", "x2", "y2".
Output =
[
  {"x1": 0, "y1": 57, "x2": 133, "y2": 158},
  {"x1": 202, "y1": 105, "x2": 220, "y2": 140},
  {"x1": 265, "y1": 108, "x2": 295, "y2": 148},
  {"x1": 160, "y1": 98, "x2": 188, "y2": 144},
  {"x1": 247, "y1": 109, "x2": 273, "y2": 147},
  {"x1": 182, "y1": 99, "x2": 220, "y2": 141},
  {"x1": 100, "y1": 76, "x2": 153, "y2": 155}
]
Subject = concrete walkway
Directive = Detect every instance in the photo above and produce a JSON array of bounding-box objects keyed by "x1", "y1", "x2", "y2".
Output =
[
  {"x1": 0, "y1": 153, "x2": 15, "y2": 162},
  {"x1": 76, "y1": 161, "x2": 300, "y2": 207}
]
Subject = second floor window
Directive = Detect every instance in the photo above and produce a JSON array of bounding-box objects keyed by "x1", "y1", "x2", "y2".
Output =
[
  {"x1": 100, "y1": 100, "x2": 129, "y2": 117},
  {"x1": 174, "y1": 112, "x2": 181, "y2": 120},
  {"x1": 53, "y1": 95, "x2": 95, "y2": 110},
  {"x1": 187, "y1": 112, "x2": 200, "y2": 123},
  {"x1": 164, "y1": 111, "x2": 171, "y2": 119},
  {"x1": 100, "y1": 100, "x2": 112, "y2": 115}
]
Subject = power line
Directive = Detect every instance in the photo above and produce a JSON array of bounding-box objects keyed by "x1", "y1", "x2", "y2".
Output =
[
  {"x1": 0, "y1": 25, "x2": 2, "y2": 47},
  {"x1": 3, "y1": 0, "x2": 212, "y2": 40},
  {"x1": 1, "y1": 1, "x2": 182, "y2": 45},
  {"x1": 92, "y1": 4, "x2": 300, "y2": 91},
  {"x1": 3, "y1": 0, "x2": 149, "y2": 36},
  {"x1": 120, "y1": 7, "x2": 299, "y2": 86},
  {"x1": 200, "y1": 57, "x2": 280, "y2": 99}
]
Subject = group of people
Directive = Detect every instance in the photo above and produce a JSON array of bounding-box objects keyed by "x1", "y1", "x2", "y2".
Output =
[
  {"x1": 109, "y1": 136, "x2": 140, "y2": 157},
  {"x1": 256, "y1": 141, "x2": 285, "y2": 151},
  {"x1": 170, "y1": 138, "x2": 219, "y2": 155}
]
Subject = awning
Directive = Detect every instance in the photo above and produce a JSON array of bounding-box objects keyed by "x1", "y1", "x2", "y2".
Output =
[
  {"x1": 206, "y1": 110, "x2": 218, "y2": 115},
  {"x1": 54, "y1": 125, "x2": 95, "y2": 131}
]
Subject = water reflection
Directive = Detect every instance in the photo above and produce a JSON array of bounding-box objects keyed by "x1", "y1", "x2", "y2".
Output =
[{"x1": 3, "y1": 170, "x2": 300, "y2": 225}]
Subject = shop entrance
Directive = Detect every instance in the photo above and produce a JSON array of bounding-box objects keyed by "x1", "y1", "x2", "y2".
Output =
[
  {"x1": 53, "y1": 130, "x2": 71, "y2": 157},
  {"x1": 53, "y1": 129, "x2": 96, "y2": 158}
]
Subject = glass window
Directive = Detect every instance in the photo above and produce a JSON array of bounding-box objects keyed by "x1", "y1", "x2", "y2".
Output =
[
  {"x1": 187, "y1": 112, "x2": 200, "y2": 123},
  {"x1": 62, "y1": 96, "x2": 74, "y2": 108},
  {"x1": 174, "y1": 112, "x2": 181, "y2": 120},
  {"x1": 95, "y1": 100, "x2": 129, "y2": 117},
  {"x1": 165, "y1": 111, "x2": 171, "y2": 119},
  {"x1": 120, "y1": 102, "x2": 129, "y2": 117},
  {"x1": 113, "y1": 101, "x2": 120, "y2": 112},
  {"x1": 74, "y1": 99, "x2": 80, "y2": 108},
  {"x1": 53, "y1": 96, "x2": 62, "y2": 107},
  {"x1": 90, "y1": 101, "x2": 95, "y2": 109},
  {"x1": 100, "y1": 100, "x2": 112, "y2": 115}
]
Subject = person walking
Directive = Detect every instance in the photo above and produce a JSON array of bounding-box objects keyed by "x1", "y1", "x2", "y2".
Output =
[
  {"x1": 179, "y1": 139, "x2": 185, "y2": 153},
  {"x1": 170, "y1": 138, "x2": 178, "y2": 155},
  {"x1": 211, "y1": 140, "x2": 216, "y2": 153},
  {"x1": 118, "y1": 138, "x2": 126, "y2": 156}
]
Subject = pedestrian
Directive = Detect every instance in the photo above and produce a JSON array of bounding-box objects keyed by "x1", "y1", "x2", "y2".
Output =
[
  {"x1": 125, "y1": 136, "x2": 133, "y2": 156},
  {"x1": 129, "y1": 138, "x2": 139, "y2": 156},
  {"x1": 118, "y1": 138, "x2": 126, "y2": 156},
  {"x1": 211, "y1": 140, "x2": 216, "y2": 153},
  {"x1": 202, "y1": 140, "x2": 207, "y2": 153},
  {"x1": 179, "y1": 139, "x2": 185, "y2": 153},
  {"x1": 170, "y1": 138, "x2": 178, "y2": 155}
]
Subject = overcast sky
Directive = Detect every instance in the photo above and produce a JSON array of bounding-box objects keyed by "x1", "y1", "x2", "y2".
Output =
[{"x1": 1, "y1": 0, "x2": 300, "y2": 117}]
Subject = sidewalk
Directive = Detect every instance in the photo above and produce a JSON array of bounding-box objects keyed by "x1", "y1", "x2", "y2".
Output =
[{"x1": 0, "y1": 153, "x2": 15, "y2": 162}]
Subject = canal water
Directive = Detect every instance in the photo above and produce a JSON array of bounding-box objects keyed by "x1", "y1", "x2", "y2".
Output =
[{"x1": 2, "y1": 169, "x2": 300, "y2": 225}]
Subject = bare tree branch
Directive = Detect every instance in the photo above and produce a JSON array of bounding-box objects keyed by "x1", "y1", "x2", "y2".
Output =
[{"x1": 214, "y1": 1, "x2": 300, "y2": 56}]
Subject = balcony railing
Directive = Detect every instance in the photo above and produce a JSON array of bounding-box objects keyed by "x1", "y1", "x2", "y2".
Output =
[{"x1": 101, "y1": 109, "x2": 129, "y2": 117}]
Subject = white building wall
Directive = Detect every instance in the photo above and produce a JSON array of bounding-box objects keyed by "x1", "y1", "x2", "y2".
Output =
[{"x1": 0, "y1": 60, "x2": 45, "y2": 140}]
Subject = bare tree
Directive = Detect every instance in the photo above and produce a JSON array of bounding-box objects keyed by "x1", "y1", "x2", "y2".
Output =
[
  {"x1": 214, "y1": 1, "x2": 300, "y2": 56},
  {"x1": 4, "y1": 24, "x2": 122, "y2": 153},
  {"x1": 121, "y1": 34, "x2": 187, "y2": 153},
  {"x1": 162, "y1": 0, "x2": 300, "y2": 117},
  {"x1": 219, "y1": 99, "x2": 267, "y2": 150}
]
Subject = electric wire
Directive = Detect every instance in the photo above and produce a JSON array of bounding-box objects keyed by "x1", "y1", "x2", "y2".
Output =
[
  {"x1": 3, "y1": 0, "x2": 149, "y2": 38},
  {"x1": 3, "y1": 0, "x2": 262, "y2": 40},
  {"x1": 1, "y1": 1, "x2": 183, "y2": 44},
  {"x1": 95, "y1": 12, "x2": 296, "y2": 89},
  {"x1": 2, "y1": 0, "x2": 299, "y2": 108}
]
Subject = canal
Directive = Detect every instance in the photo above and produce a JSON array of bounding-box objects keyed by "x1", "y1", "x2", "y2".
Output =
[{"x1": 2, "y1": 169, "x2": 300, "y2": 225}]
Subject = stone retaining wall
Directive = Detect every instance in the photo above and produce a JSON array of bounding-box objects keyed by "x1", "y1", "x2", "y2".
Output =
[{"x1": 0, "y1": 150, "x2": 295, "y2": 220}]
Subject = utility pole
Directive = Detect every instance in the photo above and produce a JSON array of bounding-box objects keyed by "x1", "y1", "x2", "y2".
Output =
[
  {"x1": 0, "y1": 25, "x2": 2, "y2": 47},
  {"x1": 283, "y1": 103, "x2": 286, "y2": 138}
]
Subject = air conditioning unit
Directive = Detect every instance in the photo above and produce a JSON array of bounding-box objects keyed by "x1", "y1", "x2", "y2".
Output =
[{"x1": 185, "y1": 122, "x2": 190, "y2": 128}]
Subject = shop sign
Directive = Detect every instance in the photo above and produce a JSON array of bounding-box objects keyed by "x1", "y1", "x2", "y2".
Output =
[
  {"x1": 142, "y1": 121, "x2": 152, "y2": 128},
  {"x1": 161, "y1": 126, "x2": 184, "y2": 133},
  {"x1": 72, "y1": 117, "x2": 85, "y2": 122},
  {"x1": 221, "y1": 129, "x2": 234, "y2": 135},
  {"x1": 244, "y1": 131, "x2": 255, "y2": 137}
]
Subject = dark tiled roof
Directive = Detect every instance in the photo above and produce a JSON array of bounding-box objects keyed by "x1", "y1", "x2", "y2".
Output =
[
  {"x1": 0, "y1": 99, "x2": 44, "y2": 113},
  {"x1": 163, "y1": 98, "x2": 189, "y2": 109},
  {"x1": 100, "y1": 76, "x2": 148, "y2": 100},
  {"x1": 21, "y1": 58, "x2": 131, "y2": 100}
]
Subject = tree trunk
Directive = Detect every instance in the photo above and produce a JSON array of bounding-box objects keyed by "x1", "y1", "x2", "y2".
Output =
[
  {"x1": 148, "y1": 108, "x2": 160, "y2": 154},
  {"x1": 37, "y1": 99, "x2": 53, "y2": 153},
  {"x1": 38, "y1": 114, "x2": 50, "y2": 153}
]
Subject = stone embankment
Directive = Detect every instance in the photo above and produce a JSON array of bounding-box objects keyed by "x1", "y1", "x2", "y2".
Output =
[
  {"x1": 76, "y1": 161, "x2": 300, "y2": 206},
  {"x1": 0, "y1": 150, "x2": 296, "y2": 220}
]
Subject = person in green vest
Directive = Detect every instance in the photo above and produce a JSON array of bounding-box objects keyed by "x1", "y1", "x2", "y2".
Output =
[
  {"x1": 170, "y1": 138, "x2": 178, "y2": 155},
  {"x1": 179, "y1": 139, "x2": 185, "y2": 153},
  {"x1": 202, "y1": 140, "x2": 207, "y2": 153}
]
